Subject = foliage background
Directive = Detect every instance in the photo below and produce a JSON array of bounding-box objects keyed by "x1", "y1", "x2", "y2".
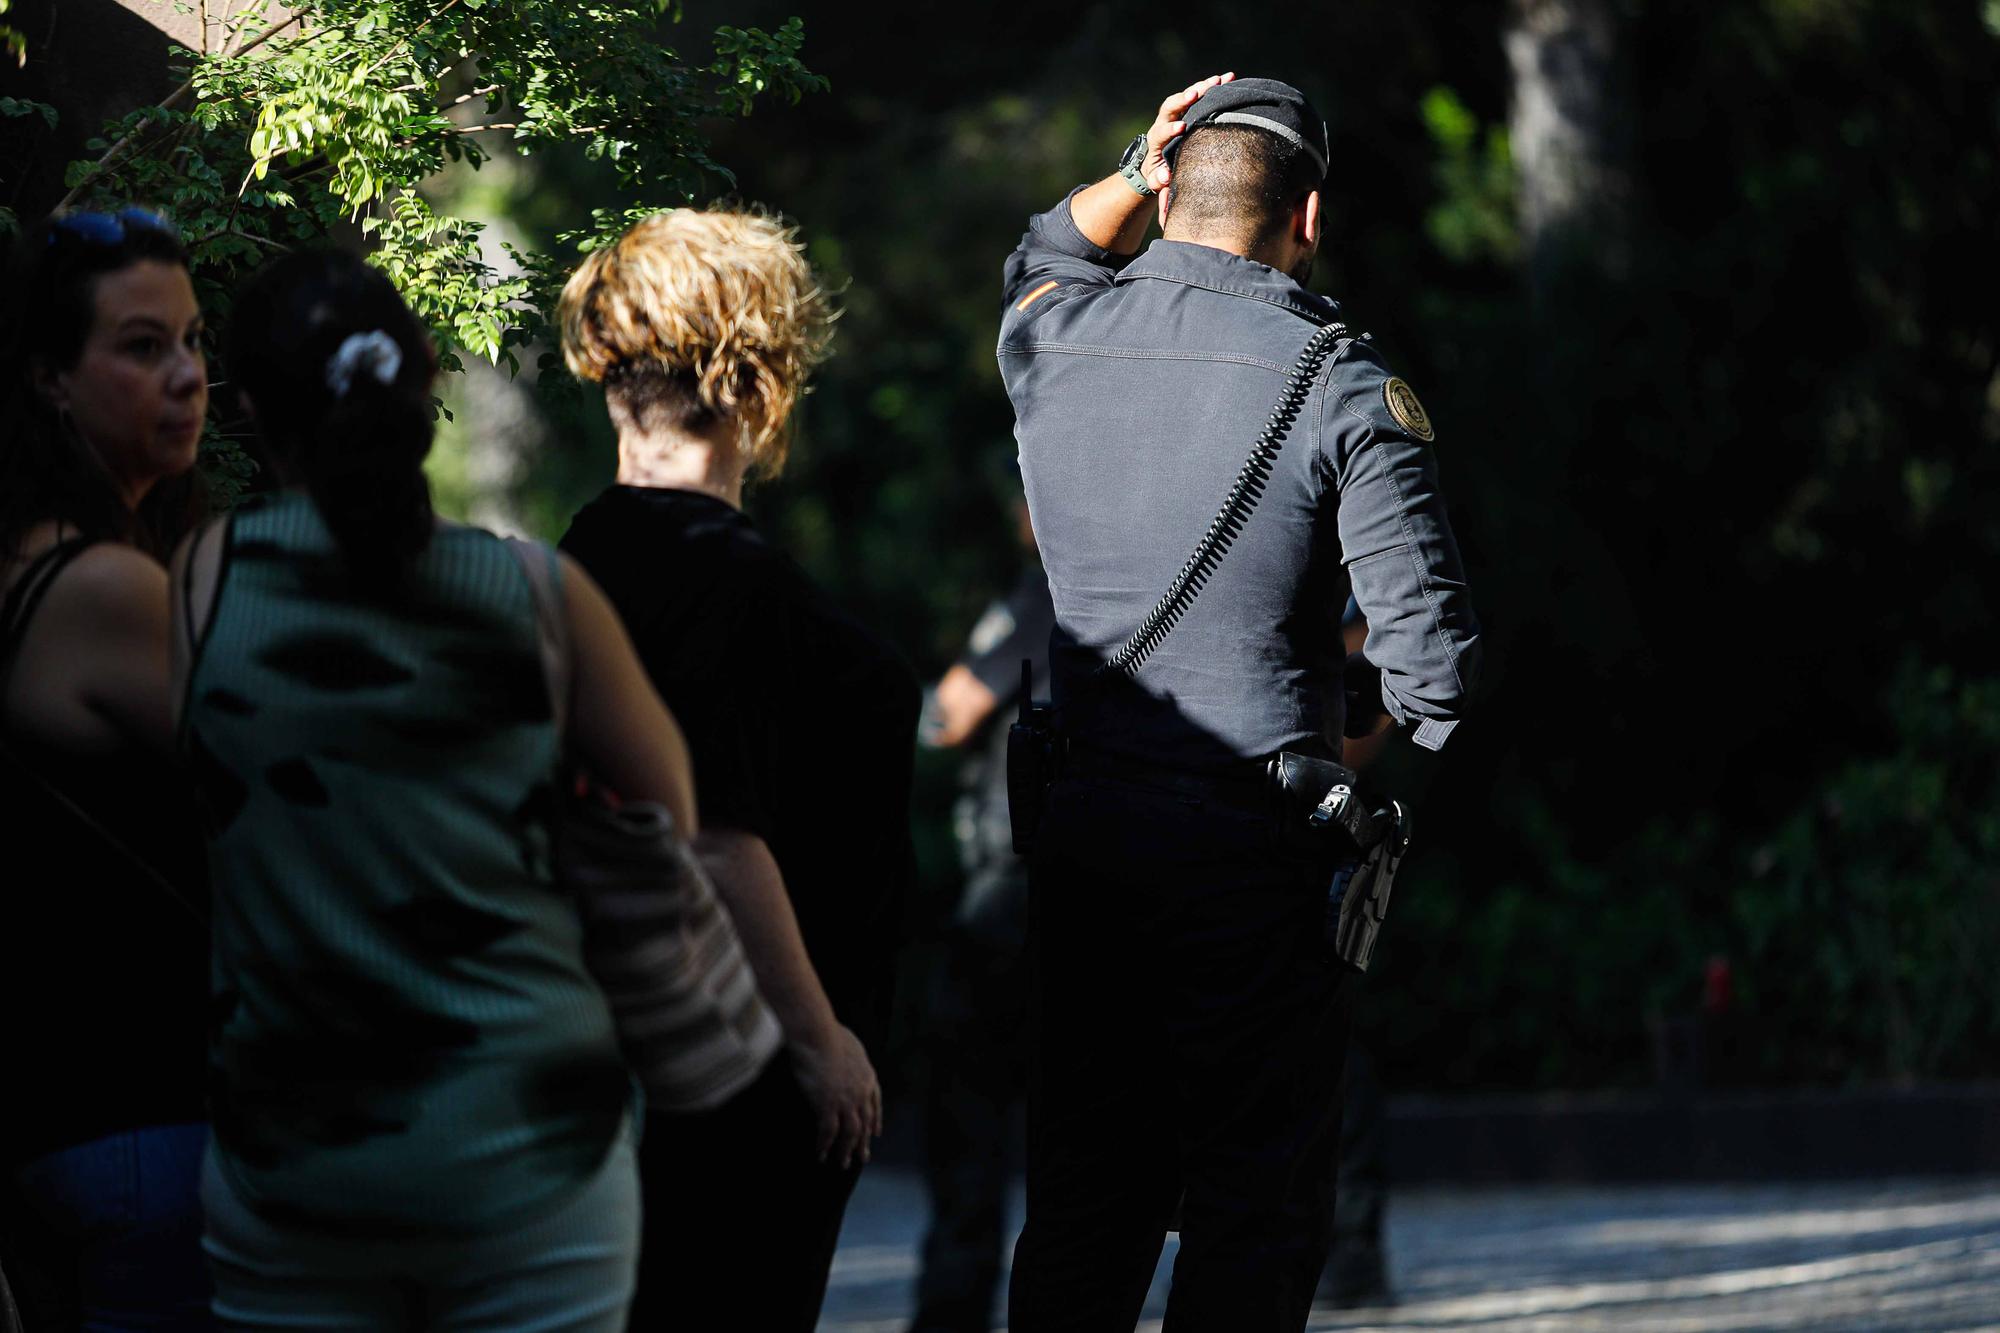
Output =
[
  {"x1": 4, "y1": 0, "x2": 824, "y2": 504},
  {"x1": 446, "y1": 0, "x2": 1999, "y2": 1094},
  {"x1": 8, "y1": 0, "x2": 1998, "y2": 1093}
]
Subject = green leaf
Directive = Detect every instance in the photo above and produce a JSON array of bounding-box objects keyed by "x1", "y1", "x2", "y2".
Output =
[{"x1": 0, "y1": 95, "x2": 57, "y2": 129}]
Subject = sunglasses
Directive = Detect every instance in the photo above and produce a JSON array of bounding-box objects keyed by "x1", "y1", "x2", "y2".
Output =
[{"x1": 48, "y1": 208, "x2": 177, "y2": 248}]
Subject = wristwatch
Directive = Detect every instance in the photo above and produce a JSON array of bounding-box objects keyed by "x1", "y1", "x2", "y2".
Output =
[{"x1": 1118, "y1": 133, "x2": 1157, "y2": 197}]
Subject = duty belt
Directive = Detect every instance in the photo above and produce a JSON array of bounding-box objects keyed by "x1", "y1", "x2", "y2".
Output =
[
  {"x1": 1062, "y1": 742, "x2": 1274, "y2": 815},
  {"x1": 1060, "y1": 743, "x2": 1397, "y2": 850},
  {"x1": 1022, "y1": 734, "x2": 1411, "y2": 972}
]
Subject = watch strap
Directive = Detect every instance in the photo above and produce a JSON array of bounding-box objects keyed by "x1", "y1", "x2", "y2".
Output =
[{"x1": 1118, "y1": 133, "x2": 1156, "y2": 197}]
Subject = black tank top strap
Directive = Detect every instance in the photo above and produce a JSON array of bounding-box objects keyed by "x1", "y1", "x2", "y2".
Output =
[
  {"x1": 1, "y1": 536, "x2": 100, "y2": 690},
  {"x1": 179, "y1": 523, "x2": 204, "y2": 652}
]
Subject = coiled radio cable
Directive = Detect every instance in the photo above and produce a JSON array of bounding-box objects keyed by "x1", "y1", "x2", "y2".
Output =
[{"x1": 1099, "y1": 320, "x2": 1349, "y2": 680}]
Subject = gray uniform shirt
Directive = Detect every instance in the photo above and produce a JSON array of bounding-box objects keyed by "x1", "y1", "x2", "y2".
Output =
[{"x1": 997, "y1": 187, "x2": 1481, "y2": 771}]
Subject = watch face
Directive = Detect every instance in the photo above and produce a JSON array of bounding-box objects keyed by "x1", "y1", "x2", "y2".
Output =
[{"x1": 1120, "y1": 135, "x2": 1154, "y2": 193}]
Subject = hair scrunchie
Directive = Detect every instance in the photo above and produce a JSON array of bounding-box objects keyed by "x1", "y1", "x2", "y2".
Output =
[{"x1": 325, "y1": 330, "x2": 404, "y2": 398}]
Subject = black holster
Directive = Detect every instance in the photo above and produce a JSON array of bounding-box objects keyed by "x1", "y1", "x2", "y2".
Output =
[
  {"x1": 1269, "y1": 750, "x2": 1413, "y2": 972},
  {"x1": 1007, "y1": 661, "x2": 1059, "y2": 856}
]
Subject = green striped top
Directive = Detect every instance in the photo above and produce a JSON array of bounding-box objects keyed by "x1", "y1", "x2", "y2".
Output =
[{"x1": 184, "y1": 492, "x2": 628, "y2": 1234}]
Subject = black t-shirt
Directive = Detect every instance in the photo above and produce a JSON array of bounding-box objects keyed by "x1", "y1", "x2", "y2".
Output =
[{"x1": 560, "y1": 486, "x2": 920, "y2": 1052}]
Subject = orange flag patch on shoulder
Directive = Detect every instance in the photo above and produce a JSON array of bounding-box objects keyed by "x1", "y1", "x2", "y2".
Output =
[{"x1": 1015, "y1": 280, "x2": 1060, "y2": 312}]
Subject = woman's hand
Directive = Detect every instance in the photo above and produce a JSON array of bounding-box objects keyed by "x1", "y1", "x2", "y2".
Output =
[{"x1": 789, "y1": 1023, "x2": 883, "y2": 1170}]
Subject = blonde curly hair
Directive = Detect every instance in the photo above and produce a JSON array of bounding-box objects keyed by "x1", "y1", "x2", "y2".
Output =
[{"x1": 558, "y1": 208, "x2": 835, "y2": 478}]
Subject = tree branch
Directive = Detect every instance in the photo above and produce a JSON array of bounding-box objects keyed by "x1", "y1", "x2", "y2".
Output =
[
  {"x1": 226, "y1": 227, "x2": 291, "y2": 251},
  {"x1": 53, "y1": 10, "x2": 303, "y2": 212},
  {"x1": 361, "y1": 0, "x2": 463, "y2": 80},
  {"x1": 223, "y1": 2, "x2": 296, "y2": 60},
  {"x1": 220, "y1": 0, "x2": 272, "y2": 59}
]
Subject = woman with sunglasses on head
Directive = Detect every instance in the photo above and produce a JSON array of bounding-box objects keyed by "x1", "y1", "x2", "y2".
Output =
[
  {"x1": 0, "y1": 209, "x2": 216, "y2": 1328},
  {"x1": 173, "y1": 248, "x2": 701, "y2": 1330}
]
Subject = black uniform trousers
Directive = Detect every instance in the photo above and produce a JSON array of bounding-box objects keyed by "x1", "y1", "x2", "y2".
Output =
[
  {"x1": 627, "y1": 1053, "x2": 862, "y2": 1332},
  {"x1": 1008, "y1": 773, "x2": 1350, "y2": 1333}
]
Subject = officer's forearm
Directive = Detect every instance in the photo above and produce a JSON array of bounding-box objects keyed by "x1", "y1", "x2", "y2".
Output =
[
  {"x1": 925, "y1": 663, "x2": 1000, "y2": 749},
  {"x1": 1069, "y1": 174, "x2": 1156, "y2": 256}
]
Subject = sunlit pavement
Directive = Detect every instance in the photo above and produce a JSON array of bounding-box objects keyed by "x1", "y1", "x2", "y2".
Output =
[{"x1": 818, "y1": 1170, "x2": 2000, "y2": 1331}]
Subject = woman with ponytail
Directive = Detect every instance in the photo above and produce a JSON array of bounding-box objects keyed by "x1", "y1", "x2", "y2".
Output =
[
  {"x1": 174, "y1": 249, "x2": 699, "y2": 1328},
  {"x1": 0, "y1": 208, "x2": 214, "y2": 1330}
]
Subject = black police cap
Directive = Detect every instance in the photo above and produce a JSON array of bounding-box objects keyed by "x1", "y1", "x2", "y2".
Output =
[{"x1": 1163, "y1": 77, "x2": 1329, "y2": 179}]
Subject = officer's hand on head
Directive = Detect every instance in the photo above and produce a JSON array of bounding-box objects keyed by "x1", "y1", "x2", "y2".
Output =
[{"x1": 1145, "y1": 72, "x2": 1235, "y2": 193}]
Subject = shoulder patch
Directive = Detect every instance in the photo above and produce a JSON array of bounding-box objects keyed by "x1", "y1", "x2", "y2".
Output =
[
  {"x1": 1014, "y1": 279, "x2": 1060, "y2": 312},
  {"x1": 1383, "y1": 377, "x2": 1435, "y2": 442}
]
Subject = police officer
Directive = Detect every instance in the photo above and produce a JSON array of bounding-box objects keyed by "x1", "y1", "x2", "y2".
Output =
[
  {"x1": 996, "y1": 74, "x2": 1480, "y2": 1331},
  {"x1": 908, "y1": 499, "x2": 1053, "y2": 1333}
]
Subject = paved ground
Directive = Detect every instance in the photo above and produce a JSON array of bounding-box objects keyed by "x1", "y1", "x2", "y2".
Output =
[{"x1": 819, "y1": 1171, "x2": 2000, "y2": 1331}]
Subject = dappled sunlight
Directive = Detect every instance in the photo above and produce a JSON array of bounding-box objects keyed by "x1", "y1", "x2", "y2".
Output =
[
  {"x1": 820, "y1": 1174, "x2": 2000, "y2": 1331},
  {"x1": 1569, "y1": 1191, "x2": 2000, "y2": 1251}
]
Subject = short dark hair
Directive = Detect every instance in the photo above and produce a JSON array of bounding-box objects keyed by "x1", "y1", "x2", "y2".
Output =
[{"x1": 1166, "y1": 125, "x2": 1322, "y2": 243}]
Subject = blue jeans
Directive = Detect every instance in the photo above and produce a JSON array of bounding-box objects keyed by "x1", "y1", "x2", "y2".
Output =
[
  {"x1": 10, "y1": 1123, "x2": 215, "y2": 1332},
  {"x1": 201, "y1": 1121, "x2": 639, "y2": 1332}
]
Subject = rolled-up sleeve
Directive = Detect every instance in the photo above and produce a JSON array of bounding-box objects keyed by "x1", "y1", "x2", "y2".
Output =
[
  {"x1": 1001, "y1": 185, "x2": 1130, "y2": 319},
  {"x1": 1319, "y1": 358, "x2": 1482, "y2": 750}
]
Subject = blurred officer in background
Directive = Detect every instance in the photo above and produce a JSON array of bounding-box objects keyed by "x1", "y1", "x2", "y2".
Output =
[
  {"x1": 996, "y1": 73, "x2": 1480, "y2": 1330},
  {"x1": 909, "y1": 496, "x2": 1052, "y2": 1333}
]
